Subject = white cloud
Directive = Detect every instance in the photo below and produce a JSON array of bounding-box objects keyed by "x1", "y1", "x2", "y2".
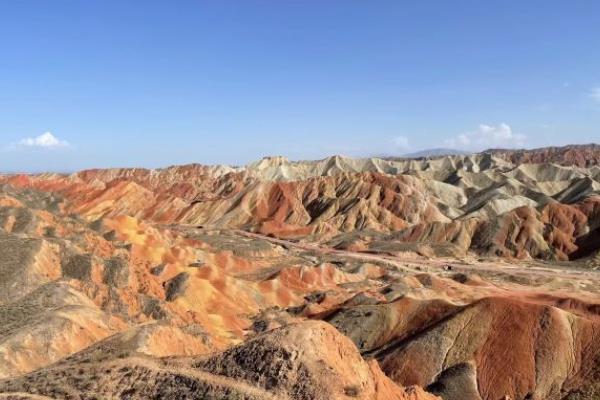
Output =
[
  {"x1": 590, "y1": 87, "x2": 600, "y2": 103},
  {"x1": 393, "y1": 136, "x2": 410, "y2": 150},
  {"x1": 444, "y1": 123, "x2": 526, "y2": 150},
  {"x1": 9, "y1": 132, "x2": 71, "y2": 150}
]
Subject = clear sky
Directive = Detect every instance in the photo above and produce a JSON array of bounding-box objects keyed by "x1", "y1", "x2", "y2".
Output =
[{"x1": 1, "y1": 1, "x2": 599, "y2": 171}]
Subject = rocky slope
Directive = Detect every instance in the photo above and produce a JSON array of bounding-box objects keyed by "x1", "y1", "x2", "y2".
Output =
[
  {"x1": 328, "y1": 295, "x2": 600, "y2": 400},
  {"x1": 1, "y1": 321, "x2": 439, "y2": 400},
  {"x1": 1, "y1": 144, "x2": 600, "y2": 399},
  {"x1": 2, "y1": 145, "x2": 600, "y2": 261}
]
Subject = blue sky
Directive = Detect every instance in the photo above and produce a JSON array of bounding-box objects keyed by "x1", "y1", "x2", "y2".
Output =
[{"x1": 1, "y1": 1, "x2": 599, "y2": 171}]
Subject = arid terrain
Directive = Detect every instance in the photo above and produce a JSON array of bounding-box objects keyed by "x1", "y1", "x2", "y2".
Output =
[{"x1": 1, "y1": 144, "x2": 600, "y2": 400}]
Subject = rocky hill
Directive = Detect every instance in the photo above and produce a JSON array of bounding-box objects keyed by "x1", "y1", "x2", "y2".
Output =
[
  {"x1": 3, "y1": 145, "x2": 600, "y2": 261},
  {"x1": 1, "y1": 144, "x2": 599, "y2": 399}
]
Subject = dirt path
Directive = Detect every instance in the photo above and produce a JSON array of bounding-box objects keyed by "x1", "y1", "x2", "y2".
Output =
[
  {"x1": 0, "y1": 394, "x2": 56, "y2": 400},
  {"x1": 125, "y1": 357, "x2": 287, "y2": 400},
  {"x1": 231, "y1": 230, "x2": 600, "y2": 282}
]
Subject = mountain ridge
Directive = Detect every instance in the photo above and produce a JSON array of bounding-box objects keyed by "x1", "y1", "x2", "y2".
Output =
[{"x1": 1, "y1": 143, "x2": 600, "y2": 399}]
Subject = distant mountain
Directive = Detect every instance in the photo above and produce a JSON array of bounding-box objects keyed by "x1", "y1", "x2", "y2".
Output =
[
  {"x1": 402, "y1": 148, "x2": 471, "y2": 158},
  {"x1": 485, "y1": 143, "x2": 600, "y2": 167}
]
